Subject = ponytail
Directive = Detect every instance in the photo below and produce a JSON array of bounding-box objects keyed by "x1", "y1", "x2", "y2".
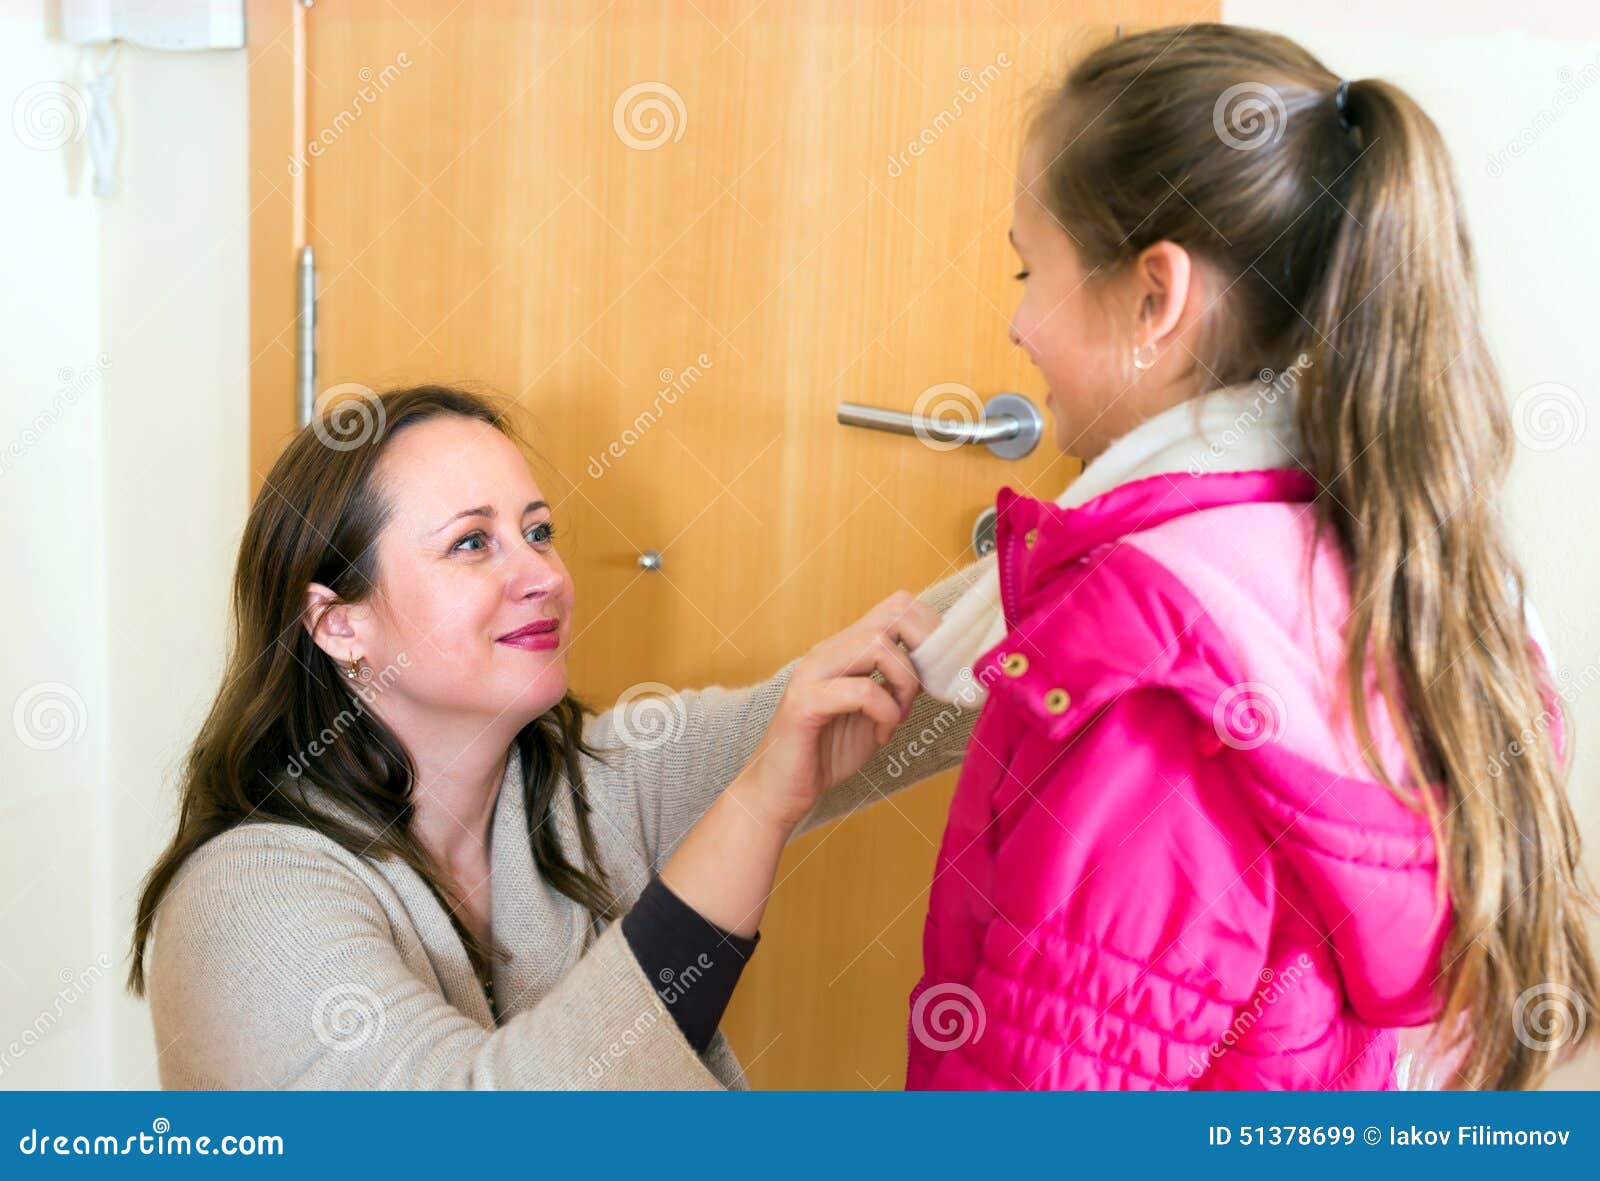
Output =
[{"x1": 1298, "y1": 76, "x2": 1597, "y2": 1088}]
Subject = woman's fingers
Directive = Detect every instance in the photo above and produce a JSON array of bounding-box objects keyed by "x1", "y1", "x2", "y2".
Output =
[
  {"x1": 868, "y1": 590, "x2": 942, "y2": 653},
  {"x1": 806, "y1": 628, "x2": 919, "y2": 717},
  {"x1": 873, "y1": 634, "x2": 920, "y2": 717},
  {"x1": 803, "y1": 677, "x2": 905, "y2": 746},
  {"x1": 786, "y1": 589, "x2": 945, "y2": 755},
  {"x1": 803, "y1": 591, "x2": 939, "y2": 708}
]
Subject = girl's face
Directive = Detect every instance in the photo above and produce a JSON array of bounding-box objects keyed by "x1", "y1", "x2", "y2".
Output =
[
  {"x1": 1008, "y1": 141, "x2": 1196, "y2": 461},
  {"x1": 315, "y1": 415, "x2": 575, "y2": 742}
]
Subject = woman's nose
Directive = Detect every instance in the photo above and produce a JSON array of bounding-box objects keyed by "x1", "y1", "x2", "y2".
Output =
[
  {"x1": 1008, "y1": 318, "x2": 1023, "y2": 348},
  {"x1": 510, "y1": 549, "x2": 564, "y2": 600}
]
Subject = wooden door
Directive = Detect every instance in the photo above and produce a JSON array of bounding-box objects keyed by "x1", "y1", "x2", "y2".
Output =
[{"x1": 249, "y1": 0, "x2": 1215, "y2": 1088}]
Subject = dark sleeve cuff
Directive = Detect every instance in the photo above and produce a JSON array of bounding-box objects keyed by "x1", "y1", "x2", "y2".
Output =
[{"x1": 620, "y1": 875, "x2": 760, "y2": 1053}]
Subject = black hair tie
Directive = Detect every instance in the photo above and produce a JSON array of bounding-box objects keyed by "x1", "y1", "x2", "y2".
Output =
[{"x1": 1334, "y1": 79, "x2": 1354, "y2": 132}]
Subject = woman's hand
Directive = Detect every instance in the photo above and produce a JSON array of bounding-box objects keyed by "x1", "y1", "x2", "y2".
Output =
[
  {"x1": 731, "y1": 590, "x2": 940, "y2": 833},
  {"x1": 660, "y1": 590, "x2": 941, "y2": 937}
]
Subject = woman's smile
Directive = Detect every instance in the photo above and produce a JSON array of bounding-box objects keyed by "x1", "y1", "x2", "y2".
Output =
[{"x1": 497, "y1": 617, "x2": 562, "y2": 651}]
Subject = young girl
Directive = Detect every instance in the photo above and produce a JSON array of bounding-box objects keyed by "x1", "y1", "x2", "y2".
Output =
[{"x1": 906, "y1": 23, "x2": 1597, "y2": 1090}]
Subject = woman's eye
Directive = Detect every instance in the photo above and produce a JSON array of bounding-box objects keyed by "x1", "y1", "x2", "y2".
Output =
[
  {"x1": 1013, "y1": 269, "x2": 1030, "y2": 281},
  {"x1": 451, "y1": 522, "x2": 556, "y2": 553}
]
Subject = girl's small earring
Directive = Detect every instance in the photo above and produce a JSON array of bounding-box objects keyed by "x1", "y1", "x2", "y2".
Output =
[
  {"x1": 346, "y1": 654, "x2": 364, "y2": 680},
  {"x1": 1131, "y1": 340, "x2": 1158, "y2": 372}
]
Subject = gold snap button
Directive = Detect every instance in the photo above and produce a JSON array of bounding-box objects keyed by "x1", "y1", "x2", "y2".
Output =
[
  {"x1": 1001, "y1": 653, "x2": 1029, "y2": 677},
  {"x1": 1043, "y1": 688, "x2": 1071, "y2": 714},
  {"x1": 1024, "y1": 528, "x2": 1039, "y2": 548}
]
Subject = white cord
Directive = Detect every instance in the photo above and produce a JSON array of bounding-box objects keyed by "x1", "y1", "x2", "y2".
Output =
[{"x1": 85, "y1": 43, "x2": 120, "y2": 199}]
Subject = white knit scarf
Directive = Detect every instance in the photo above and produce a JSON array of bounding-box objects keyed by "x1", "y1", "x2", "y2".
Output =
[{"x1": 910, "y1": 379, "x2": 1305, "y2": 705}]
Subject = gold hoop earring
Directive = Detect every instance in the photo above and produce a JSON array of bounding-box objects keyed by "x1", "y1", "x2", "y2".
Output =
[{"x1": 346, "y1": 653, "x2": 363, "y2": 680}]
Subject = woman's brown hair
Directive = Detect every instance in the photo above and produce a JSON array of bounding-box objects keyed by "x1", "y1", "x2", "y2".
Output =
[
  {"x1": 127, "y1": 385, "x2": 618, "y2": 995},
  {"x1": 1026, "y1": 23, "x2": 1596, "y2": 1087}
]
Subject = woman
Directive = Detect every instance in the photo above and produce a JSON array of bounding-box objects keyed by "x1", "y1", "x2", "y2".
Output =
[
  {"x1": 904, "y1": 24, "x2": 1596, "y2": 1089},
  {"x1": 127, "y1": 384, "x2": 986, "y2": 1089}
]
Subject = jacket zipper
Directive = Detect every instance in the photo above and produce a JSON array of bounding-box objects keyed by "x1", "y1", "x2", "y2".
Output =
[{"x1": 998, "y1": 503, "x2": 1028, "y2": 629}]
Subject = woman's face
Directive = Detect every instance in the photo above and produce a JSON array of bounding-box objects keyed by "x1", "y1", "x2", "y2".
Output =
[
  {"x1": 1008, "y1": 141, "x2": 1194, "y2": 461},
  {"x1": 335, "y1": 415, "x2": 575, "y2": 737}
]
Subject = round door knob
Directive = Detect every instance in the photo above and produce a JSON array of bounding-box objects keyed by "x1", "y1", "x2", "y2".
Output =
[
  {"x1": 971, "y1": 507, "x2": 997, "y2": 558},
  {"x1": 637, "y1": 549, "x2": 663, "y2": 572}
]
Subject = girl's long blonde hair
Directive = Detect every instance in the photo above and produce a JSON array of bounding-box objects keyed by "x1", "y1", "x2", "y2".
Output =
[{"x1": 1028, "y1": 22, "x2": 1596, "y2": 1088}]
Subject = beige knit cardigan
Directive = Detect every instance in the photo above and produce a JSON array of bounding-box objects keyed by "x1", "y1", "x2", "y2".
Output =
[{"x1": 146, "y1": 558, "x2": 990, "y2": 1089}]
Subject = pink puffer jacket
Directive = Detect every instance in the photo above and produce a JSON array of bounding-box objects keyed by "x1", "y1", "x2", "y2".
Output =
[{"x1": 908, "y1": 468, "x2": 1485, "y2": 1090}]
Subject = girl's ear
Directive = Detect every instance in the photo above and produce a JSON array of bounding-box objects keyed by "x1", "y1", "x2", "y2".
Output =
[
  {"x1": 304, "y1": 582, "x2": 360, "y2": 663},
  {"x1": 1133, "y1": 240, "x2": 1194, "y2": 345}
]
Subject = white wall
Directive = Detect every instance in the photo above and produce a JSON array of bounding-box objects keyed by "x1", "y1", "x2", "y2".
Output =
[
  {"x1": 0, "y1": 2, "x2": 248, "y2": 1088},
  {"x1": 99, "y1": 36, "x2": 251, "y2": 1087},
  {"x1": 1225, "y1": 1, "x2": 1600, "y2": 1088},
  {"x1": 0, "y1": 4, "x2": 109, "y2": 1091}
]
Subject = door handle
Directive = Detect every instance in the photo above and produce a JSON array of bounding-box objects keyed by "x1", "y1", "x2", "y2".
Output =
[{"x1": 835, "y1": 391, "x2": 1042, "y2": 459}]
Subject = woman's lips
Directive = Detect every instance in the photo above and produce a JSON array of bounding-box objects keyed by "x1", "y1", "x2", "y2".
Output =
[
  {"x1": 499, "y1": 632, "x2": 560, "y2": 651},
  {"x1": 497, "y1": 619, "x2": 561, "y2": 651}
]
